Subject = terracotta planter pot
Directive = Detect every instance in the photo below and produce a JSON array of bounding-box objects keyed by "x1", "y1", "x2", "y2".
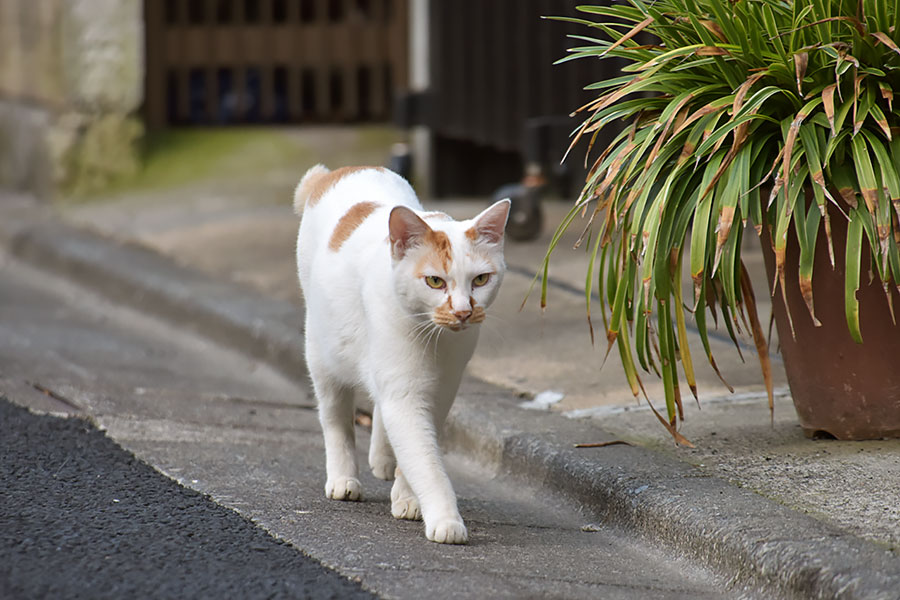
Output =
[{"x1": 760, "y1": 204, "x2": 900, "y2": 439}]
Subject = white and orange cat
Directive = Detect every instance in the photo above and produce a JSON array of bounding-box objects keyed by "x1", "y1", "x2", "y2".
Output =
[{"x1": 294, "y1": 165, "x2": 509, "y2": 544}]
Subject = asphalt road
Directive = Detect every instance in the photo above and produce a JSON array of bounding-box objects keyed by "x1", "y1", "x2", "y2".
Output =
[{"x1": 0, "y1": 397, "x2": 374, "y2": 600}]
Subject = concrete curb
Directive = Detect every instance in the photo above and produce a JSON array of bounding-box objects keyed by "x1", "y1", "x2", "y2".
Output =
[
  {"x1": 3, "y1": 212, "x2": 899, "y2": 600},
  {"x1": 1, "y1": 216, "x2": 308, "y2": 389}
]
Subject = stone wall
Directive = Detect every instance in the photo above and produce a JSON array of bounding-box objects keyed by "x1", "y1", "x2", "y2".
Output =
[{"x1": 0, "y1": 0, "x2": 143, "y2": 199}]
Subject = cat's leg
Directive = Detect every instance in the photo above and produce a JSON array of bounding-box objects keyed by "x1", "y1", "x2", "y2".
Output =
[
  {"x1": 386, "y1": 386, "x2": 454, "y2": 521},
  {"x1": 389, "y1": 469, "x2": 421, "y2": 520},
  {"x1": 368, "y1": 404, "x2": 396, "y2": 480},
  {"x1": 308, "y1": 352, "x2": 362, "y2": 501},
  {"x1": 379, "y1": 398, "x2": 467, "y2": 544}
]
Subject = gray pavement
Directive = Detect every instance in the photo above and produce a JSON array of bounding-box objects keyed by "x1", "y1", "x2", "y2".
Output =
[
  {"x1": 0, "y1": 241, "x2": 732, "y2": 599},
  {"x1": 1, "y1": 126, "x2": 899, "y2": 598}
]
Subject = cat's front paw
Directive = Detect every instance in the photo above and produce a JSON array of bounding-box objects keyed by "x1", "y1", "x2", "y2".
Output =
[
  {"x1": 369, "y1": 456, "x2": 396, "y2": 481},
  {"x1": 426, "y1": 518, "x2": 468, "y2": 544},
  {"x1": 391, "y1": 495, "x2": 421, "y2": 520},
  {"x1": 324, "y1": 477, "x2": 362, "y2": 501}
]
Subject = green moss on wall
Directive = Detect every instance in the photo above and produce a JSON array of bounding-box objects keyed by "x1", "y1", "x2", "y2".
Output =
[{"x1": 60, "y1": 114, "x2": 143, "y2": 197}]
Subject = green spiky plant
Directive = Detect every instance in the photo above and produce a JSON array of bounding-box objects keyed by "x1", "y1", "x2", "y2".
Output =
[{"x1": 544, "y1": 0, "x2": 900, "y2": 445}]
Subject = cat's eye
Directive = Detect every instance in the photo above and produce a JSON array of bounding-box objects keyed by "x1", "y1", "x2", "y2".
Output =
[
  {"x1": 472, "y1": 273, "x2": 491, "y2": 287},
  {"x1": 425, "y1": 275, "x2": 446, "y2": 289}
]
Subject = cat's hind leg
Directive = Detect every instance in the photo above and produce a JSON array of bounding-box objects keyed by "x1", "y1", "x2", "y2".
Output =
[
  {"x1": 309, "y1": 362, "x2": 362, "y2": 501},
  {"x1": 368, "y1": 404, "x2": 396, "y2": 480}
]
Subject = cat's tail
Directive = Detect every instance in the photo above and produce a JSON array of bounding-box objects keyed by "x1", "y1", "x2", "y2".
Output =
[{"x1": 293, "y1": 164, "x2": 330, "y2": 216}]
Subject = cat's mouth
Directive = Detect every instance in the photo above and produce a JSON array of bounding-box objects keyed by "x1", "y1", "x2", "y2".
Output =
[{"x1": 433, "y1": 320, "x2": 470, "y2": 332}]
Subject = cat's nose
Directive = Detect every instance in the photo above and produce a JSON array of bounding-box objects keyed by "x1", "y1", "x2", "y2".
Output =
[{"x1": 454, "y1": 309, "x2": 472, "y2": 323}]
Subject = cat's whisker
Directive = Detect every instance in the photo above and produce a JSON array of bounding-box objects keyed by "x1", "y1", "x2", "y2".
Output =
[
  {"x1": 431, "y1": 326, "x2": 446, "y2": 360},
  {"x1": 485, "y1": 314, "x2": 510, "y2": 332},
  {"x1": 479, "y1": 321, "x2": 509, "y2": 347},
  {"x1": 419, "y1": 329, "x2": 439, "y2": 349},
  {"x1": 403, "y1": 311, "x2": 434, "y2": 322},
  {"x1": 415, "y1": 320, "x2": 448, "y2": 351},
  {"x1": 431, "y1": 324, "x2": 446, "y2": 345},
  {"x1": 410, "y1": 317, "x2": 432, "y2": 331},
  {"x1": 479, "y1": 310, "x2": 509, "y2": 326},
  {"x1": 411, "y1": 320, "x2": 438, "y2": 347}
]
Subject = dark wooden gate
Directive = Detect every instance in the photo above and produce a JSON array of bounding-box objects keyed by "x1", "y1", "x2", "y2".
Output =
[
  {"x1": 144, "y1": 0, "x2": 409, "y2": 127},
  {"x1": 424, "y1": 0, "x2": 616, "y2": 196}
]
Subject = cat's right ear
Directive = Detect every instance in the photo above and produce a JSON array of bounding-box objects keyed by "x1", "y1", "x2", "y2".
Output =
[{"x1": 389, "y1": 206, "x2": 432, "y2": 260}]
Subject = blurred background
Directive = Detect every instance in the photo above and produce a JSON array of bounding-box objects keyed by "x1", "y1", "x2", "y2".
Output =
[
  {"x1": 0, "y1": 0, "x2": 612, "y2": 211},
  {"x1": 0, "y1": 0, "x2": 794, "y2": 438}
]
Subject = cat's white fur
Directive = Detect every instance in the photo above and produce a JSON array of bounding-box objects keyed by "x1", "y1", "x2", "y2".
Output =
[{"x1": 295, "y1": 164, "x2": 509, "y2": 544}]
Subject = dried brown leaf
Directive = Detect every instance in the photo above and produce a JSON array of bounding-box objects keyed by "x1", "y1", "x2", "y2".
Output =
[
  {"x1": 824, "y1": 207, "x2": 835, "y2": 267},
  {"x1": 600, "y1": 16, "x2": 655, "y2": 58},
  {"x1": 699, "y1": 19, "x2": 728, "y2": 43},
  {"x1": 872, "y1": 31, "x2": 900, "y2": 56},
  {"x1": 836, "y1": 182, "x2": 859, "y2": 209},
  {"x1": 774, "y1": 246, "x2": 796, "y2": 338},
  {"x1": 696, "y1": 46, "x2": 730, "y2": 56},
  {"x1": 645, "y1": 94, "x2": 696, "y2": 171},
  {"x1": 853, "y1": 71, "x2": 865, "y2": 136},
  {"x1": 740, "y1": 262, "x2": 776, "y2": 423},
  {"x1": 713, "y1": 205, "x2": 736, "y2": 274},
  {"x1": 574, "y1": 440, "x2": 633, "y2": 448},
  {"x1": 798, "y1": 275, "x2": 822, "y2": 326},
  {"x1": 879, "y1": 82, "x2": 894, "y2": 112},
  {"x1": 794, "y1": 52, "x2": 809, "y2": 95},
  {"x1": 647, "y1": 400, "x2": 695, "y2": 448},
  {"x1": 823, "y1": 84, "x2": 837, "y2": 135}
]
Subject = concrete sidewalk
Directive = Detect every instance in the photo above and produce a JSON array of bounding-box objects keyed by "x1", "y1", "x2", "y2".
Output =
[{"x1": 3, "y1": 175, "x2": 900, "y2": 597}]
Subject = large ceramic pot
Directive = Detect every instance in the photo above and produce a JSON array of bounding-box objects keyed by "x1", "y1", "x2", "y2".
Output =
[{"x1": 760, "y1": 202, "x2": 900, "y2": 440}]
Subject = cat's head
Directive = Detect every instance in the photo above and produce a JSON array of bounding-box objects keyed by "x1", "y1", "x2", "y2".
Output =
[{"x1": 388, "y1": 200, "x2": 510, "y2": 332}]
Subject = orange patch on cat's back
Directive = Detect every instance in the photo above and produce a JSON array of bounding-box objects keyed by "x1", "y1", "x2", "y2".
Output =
[
  {"x1": 308, "y1": 166, "x2": 384, "y2": 208},
  {"x1": 329, "y1": 201, "x2": 379, "y2": 251}
]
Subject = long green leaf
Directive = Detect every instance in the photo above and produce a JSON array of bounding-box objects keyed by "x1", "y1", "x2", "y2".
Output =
[{"x1": 845, "y1": 211, "x2": 865, "y2": 343}]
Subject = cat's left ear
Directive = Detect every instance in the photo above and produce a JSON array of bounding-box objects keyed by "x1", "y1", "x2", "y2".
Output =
[
  {"x1": 470, "y1": 199, "x2": 511, "y2": 245},
  {"x1": 389, "y1": 206, "x2": 432, "y2": 260}
]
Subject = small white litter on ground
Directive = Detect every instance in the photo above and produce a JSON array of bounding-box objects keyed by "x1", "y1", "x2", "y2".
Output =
[{"x1": 518, "y1": 390, "x2": 565, "y2": 410}]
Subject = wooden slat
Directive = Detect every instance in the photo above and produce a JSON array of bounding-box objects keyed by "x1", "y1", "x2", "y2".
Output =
[
  {"x1": 144, "y1": 1, "x2": 166, "y2": 127},
  {"x1": 259, "y1": 65, "x2": 273, "y2": 121},
  {"x1": 176, "y1": 68, "x2": 190, "y2": 123},
  {"x1": 144, "y1": 0, "x2": 409, "y2": 127}
]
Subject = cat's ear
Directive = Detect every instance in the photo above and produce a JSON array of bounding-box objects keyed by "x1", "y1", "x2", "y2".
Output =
[
  {"x1": 389, "y1": 206, "x2": 432, "y2": 260},
  {"x1": 470, "y1": 199, "x2": 511, "y2": 245}
]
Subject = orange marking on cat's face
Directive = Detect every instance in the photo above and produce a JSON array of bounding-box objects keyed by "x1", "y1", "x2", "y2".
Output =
[
  {"x1": 469, "y1": 297, "x2": 486, "y2": 324},
  {"x1": 431, "y1": 292, "x2": 483, "y2": 331},
  {"x1": 433, "y1": 296, "x2": 455, "y2": 325},
  {"x1": 425, "y1": 229, "x2": 453, "y2": 272},
  {"x1": 413, "y1": 229, "x2": 453, "y2": 274},
  {"x1": 432, "y1": 296, "x2": 466, "y2": 331},
  {"x1": 465, "y1": 227, "x2": 479, "y2": 241},
  {"x1": 308, "y1": 166, "x2": 384, "y2": 207},
  {"x1": 329, "y1": 201, "x2": 379, "y2": 251}
]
